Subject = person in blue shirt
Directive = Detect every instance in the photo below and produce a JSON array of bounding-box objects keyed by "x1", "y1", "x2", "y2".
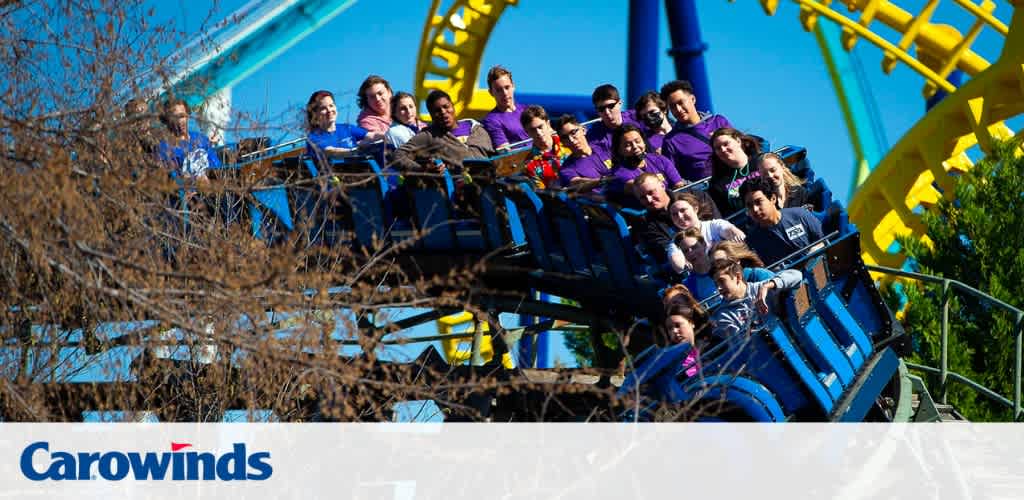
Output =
[
  {"x1": 304, "y1": 89, "x2": 369, "y2": 165},
  {"x1": 156, "y1": 98, "x2": 221, "y2": 178},
  {"x1": 740, "y1": 176, "x2": 825, "y2": 267}
]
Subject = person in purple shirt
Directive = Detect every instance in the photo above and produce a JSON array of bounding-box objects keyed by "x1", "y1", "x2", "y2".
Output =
[
  {"x1": 633, "y1": 91, "x2": 672, "y2": 154},
  {"x1": 586, "y1": 84, "x2": 642, "y2": 158},
  {"x1": 481, "y1": 65, "x2": 529, "y2": 150},
  {"x1": 608, "y1": 125, "x2": 684, "y2": 194},
  {"x1": 659, "y1": 80, "x2": 733, "y2": 182},
  {"x1": 555, "y1": 114, "x2": 613, "y2": 189}
]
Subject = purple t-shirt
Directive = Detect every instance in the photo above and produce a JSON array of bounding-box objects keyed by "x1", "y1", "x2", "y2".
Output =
[
  {"x1": 586, "y1": 110, "x2": 642, "y2": 158},
  {"x1": 648, "y1": 131, "x2": 665, "y2": 153},
  {"x1": 608, "y1": 152, "x2": 683, "y2": 193},
  {"x1": 662, "y1": 114, "x2": 732, "y2": 181},
  {"x1": 481, "y1": 105, "x2": 528, "y2": 147},
  {"x1": 558, "y1": 149, "x2": 613, "y2": 185},
  {"x1": 451, "y1": 119, "x2": 475, "y2": 140}
]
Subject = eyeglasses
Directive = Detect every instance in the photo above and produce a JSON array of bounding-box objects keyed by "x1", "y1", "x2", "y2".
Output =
[
  {"x1": 558, "y1": 127, "x2": 583, "y2": 140},
  {"x1": 595, "y1": 100, "x2": 619, "y2": 113}
]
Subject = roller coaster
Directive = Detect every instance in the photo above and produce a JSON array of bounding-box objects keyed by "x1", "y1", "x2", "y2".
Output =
[{"x1": 3, "y1": 1, "x2": 1023, "y2": 423}]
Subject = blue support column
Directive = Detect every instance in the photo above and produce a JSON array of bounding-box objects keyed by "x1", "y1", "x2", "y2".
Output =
[
  {"x1": 925, "y1": 70, "x2": 964, "y2": 110},
  {"x1": 664, "y1": 0, "x2": 713, "y2": 111},
  {"x1": 627, "y1": 0, "x2": 660, "y2": 106}
]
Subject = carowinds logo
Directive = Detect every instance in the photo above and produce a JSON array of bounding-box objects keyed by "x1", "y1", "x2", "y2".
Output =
[{"x1": 20, "y1": 441, "x2": 272, "y2": 481}]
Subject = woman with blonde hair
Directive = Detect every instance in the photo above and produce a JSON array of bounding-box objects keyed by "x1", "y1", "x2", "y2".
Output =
[{"x1": 757, "y1": 152, "x2": 809, "y2": 209}]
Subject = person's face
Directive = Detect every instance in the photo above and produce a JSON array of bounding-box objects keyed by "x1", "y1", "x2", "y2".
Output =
[
  {"x1": 595, "y1": 97, "x2": 623, "y2": 128},
  {"x1": 713, "y1": 134, "x2": 747, "y2": 168},
  {"x1": 638, "y1": 101, "x2": 665, "y2": 128},
  {"x1": 313, "y1": 95, "x2": 337, "y2": 129},
  {"x1": 714, "y1": 270, "x2": 745, "y2": 301},
  {"x1": 168, "y1": 104, "x2": 189, "y2": 134},
  {"x1": 758, "y1": 157, "x2": 786, "y2": 187},
  {"x1": 558, "y1": 122, "x2": 588, "y2": 154},
  {"x1": 394, "y1": 96, "x2": 418, "y2": 126},
  {"x1": 666, "y1": 89, "x2": 699, "y2": 125},
  {"x1": 488, "y1": 75, "x2": 515, "y2": 110},
  {"x1": 635, "y1": 177, "x2": 668, "y2": 210},
  {"x1": 666, "y1": 314, "x2": 696, "y2": 345},
  {"x1": 680, "y1": 236, "x2": 708, "y2": 270},
  {"x1": 669, "y1": 200, "x2": 700, "y2": 230},
  {"x1": 620, "y1": 130, "x2": 646, "y2": 158},
  {"x1": 525, "y1": 116, "x2": 553, "y2": 151},
  {"x1": 745, "y1": 190, "x2": 780, "y2": 227},
  {"x1": 366, "y1": 83, "x2": 392, "y2": 116},
  {"x1": 429, "y1": 97, "x2": 457, "y2": 130}
]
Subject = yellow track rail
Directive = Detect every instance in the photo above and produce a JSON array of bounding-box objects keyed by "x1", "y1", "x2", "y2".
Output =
[
  {"x1": 850, "y1": 6, "x2": 1023, "y2": 268},
  {"x1": 414, "y1": 0, "x2": 518, "y2": 119},
  {"x1": 748, "y1": 0, "x2": 1020, "y2": 268}
]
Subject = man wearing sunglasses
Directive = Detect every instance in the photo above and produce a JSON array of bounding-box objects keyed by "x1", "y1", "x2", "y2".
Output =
[
  {"x1": 586, "y1": 84, "x2": 641, "y2": 158},
  {"x1": 555, "y1": 115, "x2": 612, "y2": 190}
]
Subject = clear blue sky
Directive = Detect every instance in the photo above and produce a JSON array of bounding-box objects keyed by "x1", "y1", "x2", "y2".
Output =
[{"x1": 154, "y1": 0, "x2": 1010, "y2": 369}]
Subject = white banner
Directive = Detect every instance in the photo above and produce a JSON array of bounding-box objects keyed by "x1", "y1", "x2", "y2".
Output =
[{"x1": 1, "y1": 423, "x2": 1022, "y2": 499}]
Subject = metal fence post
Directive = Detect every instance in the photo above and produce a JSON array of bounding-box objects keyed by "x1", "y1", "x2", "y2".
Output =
[
  {"x1": 1015, "y1": 312, "x2": 1023, "y2": 421},
  {"x1": 941, "y1": 279, "x2": 950, "y2": 405}
]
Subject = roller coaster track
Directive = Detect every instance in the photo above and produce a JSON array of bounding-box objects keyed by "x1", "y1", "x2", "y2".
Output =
[
  {"x1": 414, "y1": 0, "x2": 518, "y2": 119},
  {"x1": 752, "y1": 1, "x2": 1021, "y2": 268}
]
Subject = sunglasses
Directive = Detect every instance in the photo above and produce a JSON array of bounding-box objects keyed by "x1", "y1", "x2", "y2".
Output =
[
  {"x1": 558, "y1": 127, "x2": 583, "y2": 140},
  {"x1": 595, "y1": 100, "x2": 619, "y2": 113}
]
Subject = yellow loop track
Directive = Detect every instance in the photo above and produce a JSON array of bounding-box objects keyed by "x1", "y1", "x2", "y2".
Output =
[{"x1": 414, "y1": 0, "x2": 518, "y2": 119}]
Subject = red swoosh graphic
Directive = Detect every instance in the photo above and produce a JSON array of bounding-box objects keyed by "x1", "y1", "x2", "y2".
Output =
[{"x1": 170, "y1": 442, "x2": 192, "y2": 452}]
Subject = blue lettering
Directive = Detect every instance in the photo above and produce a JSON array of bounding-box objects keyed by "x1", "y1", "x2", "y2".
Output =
[
  {"x1": 49, "y1": 452, "x2": 76, "y2": 481},
  {"x1": 246, "y1": 452, "x2": 273, "y2": 480},
  {"x1": 128, "y1": 451, "x2": 172, "y2": 480},
  {"x1": 215, "y1": 444, "x2": 246, "y2": 481},
  {"x1": 20, "y1": 442, "x2": 49, "y2": 481},
  {"x1": 186, "y1": 452, "x2": 215, "y2": 480},
  {"x1": 77, "y1": 452, "x2": 100, "y2": 480},
  {"x1": 98, "y1": 452, "x2": 129, "y2": 480},
  {"x1": 172, "y1": 451, "x2": 185, "y2": 480}
]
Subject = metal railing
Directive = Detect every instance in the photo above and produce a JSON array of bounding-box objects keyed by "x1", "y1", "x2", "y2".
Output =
[{"x1": 866, "y1": 264, "x2": 1024, "y2": 420}]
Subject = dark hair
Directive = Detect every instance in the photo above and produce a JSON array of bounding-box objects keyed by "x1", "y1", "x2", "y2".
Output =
[
  {"x1": 709, "y1": 127, "x2": 762, "y2": 174},
  {"x1": 425, "y1": 89, "x2": 452, "y2": 112},
  {"x1": 486, "y1": 65, "x2": 513, "y2": 88},
  {"x1": 519, "y1": 105, "x2": 549, "y2": 128},
  {"x1": 633, "y1": 91, "x2": 666, "y2": 114},
  {"x1": 390, "y1": 91, "x2": 418, "y2": 124},
  {"x1": 659, "y1": 80, "x2": 695, "y2": 104},
  {"x1": 709, "y1": 258, "x2": 744, "y2": 281},
  {"x1": 611, "y1": 124, "x2": 649, "y2": 163},
  {"x1": 304, "y1": 90, "x2": 334, "y2": 131},
  {"x1": 591, "y1": 84, "x2": 621, "y2": 105},
  {"x1": 555, "y1": 114, "x2": 579, "y2": 131},
  {"x1": 357, "y1": 75, "x2": 392, "y2": 110},
  {"x1": 124, "y1": 97, "x2": 147, "y2": 116},
  {"x1": 159, "y1": 98, "x2": 189, "y2": 128},
  {"x1": 665, "y1": 301, "x2": 708, "y2": 327},
  {"x1": 738, "y1": 175, "x2": 779, "y2": 205}
]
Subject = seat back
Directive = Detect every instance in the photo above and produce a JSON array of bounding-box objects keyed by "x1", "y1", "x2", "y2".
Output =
[
  {"x1": 535, "y1": 190, "x2": 594, "y2": 274},
  {"x1": 804, "y1": 257, "x2": 873, "y2": 367},
  {"x1": 499, "y1": 180, "x2": 559, "y2": 270},
  {"x1": 331, "y1": 157, "x2": 393, "y2": 249},
  {"x1": 576, "y1": 200, "x2": 648, "y2": 289},
  {"x1": 783, "y1": 284, "x2": 857, "y2": 387}
]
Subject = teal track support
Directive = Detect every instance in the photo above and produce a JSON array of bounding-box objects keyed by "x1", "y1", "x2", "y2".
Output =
[
  {"x1": 813, "y1": 19, "x2": 886, "y2": 201},
  {"x1": 161, "y1": 0, "x2": 359, "y2": 107}
]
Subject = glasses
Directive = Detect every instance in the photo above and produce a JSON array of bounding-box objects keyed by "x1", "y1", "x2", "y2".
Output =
[
  {"x1": 559, "y1": 127, "x2": 583, "y2": 140},
  {"x1": 595, "y1": 100, "x2": 619, "y2": 113}
]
